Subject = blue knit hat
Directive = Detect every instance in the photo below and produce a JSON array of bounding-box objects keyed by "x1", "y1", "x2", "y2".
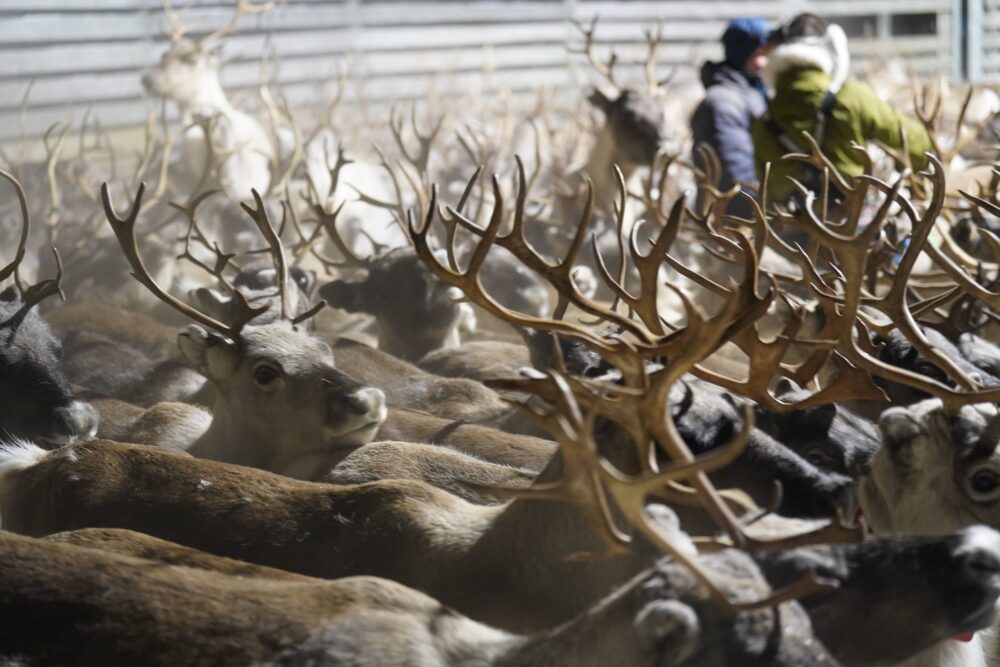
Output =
[{"x1": 722, "y1": 17, "x2": 771, "y2": 69}]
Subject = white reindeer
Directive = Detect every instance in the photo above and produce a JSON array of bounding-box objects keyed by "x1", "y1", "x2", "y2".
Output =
[{"x1": 142, "y1": 1, "x2": 276, "y2": 201}]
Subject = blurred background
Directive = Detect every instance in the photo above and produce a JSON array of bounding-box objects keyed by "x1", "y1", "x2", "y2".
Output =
[{"x1": 0, "y1": 0, "x2": 976, "y2": 156}]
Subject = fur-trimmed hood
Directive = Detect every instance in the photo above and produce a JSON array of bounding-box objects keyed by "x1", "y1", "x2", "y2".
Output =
[{"x1": 764, "y1": 23, "x2": 850, "y2": 92}]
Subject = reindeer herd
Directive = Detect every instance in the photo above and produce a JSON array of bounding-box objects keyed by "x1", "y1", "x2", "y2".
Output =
[{"x1": 6, "y1": 3, "x2": 1000, "y2": 666}]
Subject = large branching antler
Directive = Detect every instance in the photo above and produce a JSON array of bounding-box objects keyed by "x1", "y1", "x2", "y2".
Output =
[
  {"x1": 305, "y1": 143, "x2": 391, "y2": 273},
  {"x1": 0, "y1": 170, "x2": 30, "y2": 284},
  {"x1": 411, "y1": 160, "x2": 665, "y2": 383},
  {"x1": 415, "y1": 160, "x2": 860, "y2": 553},
  {"x1": 241, "y1": 189, "x2": 327, "y2": 326},
  {"x1": 102, "y1": 182, "x2": 267, "y2": 339},
  {"x1": 481, "y1": 370, "x2": 841, "y2": 615},
  {"x1": 913, "y1": 82, "x2": 998, "y2": 165},
  {"x1": 572, "y1": 15, "x2": 621, "y2": 92},
  {"x1": 785, "y1": 153, "x2": 1000, "y2": 412},
  {"x1": 0, "y1": 170, "x2": 65, "y2": 328},
  {"x1": 200, "y1": 0, "x2": 276, "y2": 46}
]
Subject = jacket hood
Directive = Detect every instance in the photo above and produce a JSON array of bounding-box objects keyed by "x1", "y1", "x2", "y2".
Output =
[
  {"x1": 700, "y1": 61, "x2": 755, "y2": 90},
  {"x1": 764, "y1": 23, "x2": 849, "y2": 92}
]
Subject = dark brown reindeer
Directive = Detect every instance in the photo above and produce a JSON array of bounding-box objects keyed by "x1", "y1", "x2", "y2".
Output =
[{"x1": 0, "y1": 171, "x2": 98, "y2": 446}]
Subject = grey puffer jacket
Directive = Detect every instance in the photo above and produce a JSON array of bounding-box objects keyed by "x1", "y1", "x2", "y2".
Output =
[{"x1": 690, "y1": 62, "x2": 767, "y2": 200}]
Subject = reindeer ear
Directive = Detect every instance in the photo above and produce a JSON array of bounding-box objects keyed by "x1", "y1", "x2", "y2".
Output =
[
  {"x1": 773, "y1": 377, "x2": 801, "y2": 398},
  {"x1": 319, "y1": 281, "x2": 367, "y2": 314},
  {"x1": 178, "y1": 325, "x2": 237, "y2": 380},
  {"x1": 878, "y1": 407, "x2": 923, "y2": 460},
  {"x1": 634, "y1": 599, "x2": 700, "y2": 664},
  {"x1": 588, "y1": 88, "x2": 614, "y2": 115},
  {"x1": 190, "y1": 287, "x2": 236, "y2": 321}
]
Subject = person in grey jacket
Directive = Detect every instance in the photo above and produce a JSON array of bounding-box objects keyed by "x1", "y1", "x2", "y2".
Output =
[{"x1": 691, "y1": 17, "x2": 771, "y2": 213}]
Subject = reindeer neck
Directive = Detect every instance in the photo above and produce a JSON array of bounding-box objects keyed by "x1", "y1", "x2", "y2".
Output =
[
  {"x1": 189, "y1": 392, "x2": 305, "y2": 471},
  {"x1": 493, "y1": 568, "x2": 648, "y2": 666},
  {"x1": 580, "y1": 126, "x2": 637, "y2": 206},
  {"x1": 455, "y1": 452, "x2": 640, "y2": 631},
  {"x1": 177, "y1": 77, "x2": 236, "y2": 121}
]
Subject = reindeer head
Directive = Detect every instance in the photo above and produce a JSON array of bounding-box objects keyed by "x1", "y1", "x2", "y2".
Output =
[
  {"x1": 862, "y1": 400, "x2": 1000, "y2": 535},
  {"x1": 320, "y1": 248, "x2": 463, "y2": 362},
  {"x1": 101, "y1": 183, "x2": 385, "y2": 467},
  {"x1": 588, "y1": 88, "x2": 665, "y2": 168},
  {"x1": 142, "y1": 39, "x2": 224, "y2": 106},
  {"x1": 763, "y1": 527, "x2": 1000, "y2": 665},
  {"x1": 178, "y1": 321, "x2": 386, "y2": 459},
  {"x1": 575, "y1": 16, "x2": 668, "y2": 170},
  {"x1": 143, "y1": 0, "x2": 274, "y2": 110},
  {"x1": 0, "y1": 288, "x2": 98, "y2": 447}
]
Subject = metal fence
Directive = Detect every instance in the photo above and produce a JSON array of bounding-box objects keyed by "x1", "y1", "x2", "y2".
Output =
[
  {"x1": 970, "y1": 0, "x2": 1000, "y2": 82},
  {"x1": 0, "y1": 0, "x2": 961, "y2": 149}
]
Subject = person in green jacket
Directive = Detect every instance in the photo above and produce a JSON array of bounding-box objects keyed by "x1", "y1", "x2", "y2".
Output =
[{"x1": 751, "y1": 13, "x2": 933, "y2": 205}]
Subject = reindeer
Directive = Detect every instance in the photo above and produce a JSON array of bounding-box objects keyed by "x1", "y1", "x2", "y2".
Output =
[
  {"x1": 95, "y1": 182, "x2": 556, "y2": 481},
  {"x1": 727, "y1": 141, "x2": 1000, "y2": 665},
  {"x1": 0, "y1": 526, "x2": 845, "y2": 667},
  {"x1": 142, "y1": 1, "x2": 277, "y2": 201},
  {"x1": 569, "y1": 17, "x2": 671, "y2": 210},
  {"x1": 7, "y1": 433, "x2": 1000, "y2": 666},
  {"x1": 0, "y1": 210, "x2": 878, "y2": 639},
  {"x1": 0, "y1": 172, "x2": 98, "y2": 446},
  {"x1": 95, "y1": 183, "x2": 387, "y2": 475}
]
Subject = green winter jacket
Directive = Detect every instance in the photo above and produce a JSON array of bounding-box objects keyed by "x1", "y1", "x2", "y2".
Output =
[{"x1": 751, "y1": 67, "x2": 932, "y2": 203}]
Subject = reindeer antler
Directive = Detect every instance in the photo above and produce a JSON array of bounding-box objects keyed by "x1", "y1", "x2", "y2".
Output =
[
  {"x1": 102, "y1": 182, "x2": 267, "y2": 339},
  {"x1": 572, "y1": 15, "x2": 621, "y2": 92},
  {"x1": 0, "y1": 170, "x2": 30, "y2": 284},
  {"x1": 199, "y1": 0, "x2": 277, "y2": 46}
]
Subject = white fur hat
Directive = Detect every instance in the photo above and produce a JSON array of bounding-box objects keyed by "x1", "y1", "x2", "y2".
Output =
[{"x1": 764, "y1": 22, "x2": 850, "y2": 92}]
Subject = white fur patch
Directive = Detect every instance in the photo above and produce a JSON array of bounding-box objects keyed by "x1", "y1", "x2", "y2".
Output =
[
  {"x1": 0, "y1": 439, "x2": 48, "y2": 530},
  {"x1": 763, "y1": 23, "x2": 851, "y2": 91},
  {"x1": 764, "y1": 42, "x2": 833, "y2": 87},
  {"x1": 959, "y1": 525, "x2": 1000, "y2": 560},
  {"x1": 0, "y1": 439, "x2": 47, "y2": 481},
  {"x1": 896, "y1": 634, "x2": 987, "y2": 667}
]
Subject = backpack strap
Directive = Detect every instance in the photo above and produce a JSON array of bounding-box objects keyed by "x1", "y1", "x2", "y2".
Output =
[
  {"x1": 762, "y1": 112, "x2": 801, "y2": 154},
  {"x1": 763, "y1": 88, "x2": 838, "y2": 152},
  {"x1": 812, "y1": 89, "x2": 838, "y2": 147}
]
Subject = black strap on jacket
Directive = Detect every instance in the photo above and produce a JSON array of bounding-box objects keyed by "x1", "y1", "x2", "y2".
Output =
[
  {"x1": 762, "y1": 89, "x2": 842, "y2": 205},
  {"x1": 762, "y1": 89, "x2": 838, "y2": 153}
]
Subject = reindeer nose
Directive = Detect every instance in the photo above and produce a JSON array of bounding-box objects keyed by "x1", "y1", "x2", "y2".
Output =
[
  {"x1": 347, "y1": 387, "x2": 387, "y2": 423},
  {"x1": 50, "y1": 401, "x2": 100, "y2": 444},
  {"x1": 957, "y1": 526, "x2": 1000, "y2": 580}
]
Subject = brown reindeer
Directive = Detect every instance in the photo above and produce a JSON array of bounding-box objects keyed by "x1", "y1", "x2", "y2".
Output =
[
  {"x1": 94, "y1": 183, "x2": 387, "y2": 476},
  {"x1": 0, "y1": 527, "x2": 842, "y2": 667}
]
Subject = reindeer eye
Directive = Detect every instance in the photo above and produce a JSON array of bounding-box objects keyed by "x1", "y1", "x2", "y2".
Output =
[
  {"x1": 253, "y1": 364, "x2": 281, "y2": 387},
  {"x1": 805, "y1": 449, "x2": 834, "y2": 469},
  {"x1": 967, "y1": 468, "x2": 1000, "y2": 500}
]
